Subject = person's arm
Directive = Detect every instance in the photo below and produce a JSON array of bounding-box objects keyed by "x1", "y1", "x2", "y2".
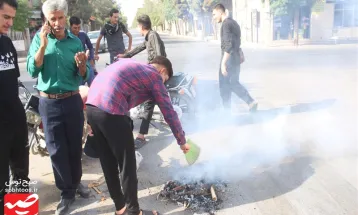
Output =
[
  {"x1": 26, "y1": 33, "x2": 43, "y2": 78},
  {"x1": 76, "y1": 42, "x2": 90, "y2": 81},
  {"x1": 121, "y1": 23, "x2": 132, "y2": 51},
  {"x1": 95, "y1": 28, "x2": 105, "y2": 60},
  {"x1": 84, "y1": 33, "x2": 94, "y2": 61},
  {"x1": 149, "y1": 33, "x2": 165, "y2": 57},
  {"x1": 152, "y1": 80, "x2": 186, "y2": 145},
  {"x1": 221, "y1": 21, "x2": 233, "y2": 68},
  {"x1": 123, "y1": 41, "x2": 146, "y2": 58}
]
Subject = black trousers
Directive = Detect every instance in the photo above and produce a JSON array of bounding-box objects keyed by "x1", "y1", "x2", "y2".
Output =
[
  {"x1": 0, "y1": 98, "x2": 30, "y2": 215},
  {"x1": 39, "y1": 94, "x2": 84, "y2": 199},
  {"x1": 219, "y1": 55, "x2": 254, "y2": 109},
  {"x1": 139, "y1": 100, "x2": 155, "y2": 135},
  {"x1": 86, "y1": 105, "x2": 140, "y2": 215}
]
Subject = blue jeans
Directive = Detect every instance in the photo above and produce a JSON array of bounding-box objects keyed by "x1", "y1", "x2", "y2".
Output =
[{"x1": 80, "y1": 65, "x2": 95, "y2": 86}]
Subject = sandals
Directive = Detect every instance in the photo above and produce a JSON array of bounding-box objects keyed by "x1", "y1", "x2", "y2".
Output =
[
  {"x1": 134, "y1": 138, "x2": 147, "y2": 149},
  {"x1": 114, "y1": 209, "x2": 160, "y2": 215}
]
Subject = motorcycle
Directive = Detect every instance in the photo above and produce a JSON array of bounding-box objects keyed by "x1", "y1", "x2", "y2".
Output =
[
  {"x1": 18, "y1": 80, "x2": 48, "y2": 157},
  {"x1": 105, "y1": 57, "x2": 197, "y2": 122},
  {"x1": 129, "y1": 72, "x2": 197, "y2": 123}
]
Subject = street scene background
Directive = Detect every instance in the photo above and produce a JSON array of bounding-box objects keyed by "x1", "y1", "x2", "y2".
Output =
[{"x1": 17, "y1": 29, "x2": 358, "y2": 214}]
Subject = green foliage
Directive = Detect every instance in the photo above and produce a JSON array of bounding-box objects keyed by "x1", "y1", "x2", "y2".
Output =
[
  {"x1": 13, "y1": 0, "x2": 33, "y2": 32},
  {"x1": 133, "y1": 0, "x2": 164, "y2": 28},
  {"x1": 176, "y1": 0, "x2": 190, "y2": 19},
  {"x1": 269, "y1": 0, "x2": 317, "y2": 16},
  {"x1": 70, "y1": 0, "x2": 93, "y2": 23},
  {"x1": 163, "y1": 0, "x2": 177, "y2": 23}
]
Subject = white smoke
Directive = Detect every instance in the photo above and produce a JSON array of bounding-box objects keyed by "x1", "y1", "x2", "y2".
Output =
[{"x1": 170, "y1": 102, "x2": 354, "y2": 184}]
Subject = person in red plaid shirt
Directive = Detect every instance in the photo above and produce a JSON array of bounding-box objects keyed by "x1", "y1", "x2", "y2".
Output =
[{"x1": 86, "y1": 56, "x2": 190, "y2": 215}]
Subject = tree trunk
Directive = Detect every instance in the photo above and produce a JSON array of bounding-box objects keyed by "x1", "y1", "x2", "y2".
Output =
[{"x1": 293, "y1": 8, "x2": 300, "y2": 46}]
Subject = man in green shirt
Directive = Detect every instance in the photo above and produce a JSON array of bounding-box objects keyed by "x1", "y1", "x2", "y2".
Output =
[{"x1": 27, "y1": 0, "x2": 90, "y2": 214}]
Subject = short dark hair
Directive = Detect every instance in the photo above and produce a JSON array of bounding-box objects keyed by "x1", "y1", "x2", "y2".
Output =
[
  {"x1": 109, "y1": 8, "x2": 119, "y2": 17},
  {"x1": 137, "y1": 14, "x2": 152, "y2": 30},
  {"x1": 0, "y1": 0, "x2": 18, "y2": 9},
  {"x1": 213, "y1": 3, "x2": 225, "y2": 12},
  {"x1": 150, "y1": 56, "x2": 173, "y2": 78},
  {"x1": 69, "y1": 16, "x2": 81, "y2": 26}
]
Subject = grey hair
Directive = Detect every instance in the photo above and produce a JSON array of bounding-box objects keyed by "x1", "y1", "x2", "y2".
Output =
[{"x1": 42, "y1": 0, "x2": 68, "y2": 19}]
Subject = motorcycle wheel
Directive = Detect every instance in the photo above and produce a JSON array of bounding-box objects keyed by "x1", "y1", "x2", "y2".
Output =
[{"x1": 170, "y1": 93, "x2": 196, "y2": 117}]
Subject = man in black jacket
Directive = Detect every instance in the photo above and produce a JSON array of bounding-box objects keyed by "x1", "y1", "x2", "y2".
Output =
[
  {"x1": 119, "y1": 14, "x2": 167, "y2": 149},
  {"x1": 0, "y1": 0, "x2": 30, "y2": 213},
  {"x1": 212, "y1": 4, "x2": 258, "y2": 112}
]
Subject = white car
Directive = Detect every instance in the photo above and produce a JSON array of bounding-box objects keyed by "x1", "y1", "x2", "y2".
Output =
[{"x1": 87, "y1": 30, "x2": 107, "y2": 53}]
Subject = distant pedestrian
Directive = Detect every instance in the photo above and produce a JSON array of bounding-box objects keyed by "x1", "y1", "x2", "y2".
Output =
[
  {"x1": 212, "y1": 4, "x2": 258, "y2": 111},
  {"x1": 70, "y1": 16, "x2": 95, "y2": 86},
  {"x1": 94, "y1": 8, "x2": 132, "y2": 64}
]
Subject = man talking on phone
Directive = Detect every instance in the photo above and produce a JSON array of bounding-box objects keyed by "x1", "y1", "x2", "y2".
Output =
[{"x1": 27, "y1": 0, "x2": 91, "y2": 214}]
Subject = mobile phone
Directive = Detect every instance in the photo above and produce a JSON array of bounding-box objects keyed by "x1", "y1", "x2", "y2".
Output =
[{"x1": 46, "y1": 20, "x2": 55, "y2": 36}]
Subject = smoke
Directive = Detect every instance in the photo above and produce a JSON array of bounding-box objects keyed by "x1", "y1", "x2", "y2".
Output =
[{"x1": 170, "y1": 102, "x2": 355, "y2": 184}]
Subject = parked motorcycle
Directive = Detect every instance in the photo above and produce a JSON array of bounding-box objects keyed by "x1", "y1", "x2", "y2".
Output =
[
  {"x1": 130, "y1": 72, "x2": 197, "y2": 123},
  {"x1": 18, "y1": 80, "x2": 48, "y2": 157}
]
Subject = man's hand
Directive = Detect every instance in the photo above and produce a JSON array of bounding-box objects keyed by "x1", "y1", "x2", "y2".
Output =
[
  {"x1": 117, "y1": 54, "x2": 125, "y2": 58},
  {"x1": 87, "y1": 124, "x2": 94, "y2": 136},
  {"x1": 40, "y1": 22, "x2": 51, "y2": 48},
  {"x1": 221, "y1": 64, "x2": 228, "y2": 76},
  {"x1": 75, "y1": 52, "x2": 87, "y2": 77},
  {"x1": 94, "y1": 54, "x2": 99, "y2": 61},
  {"x1": 180, "y1": 143, "x2": 190, "y2": 154}
]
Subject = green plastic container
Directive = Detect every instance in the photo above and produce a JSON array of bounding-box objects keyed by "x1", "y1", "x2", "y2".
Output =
[{"x1": 185, "y1": 139, "x2": 201, "y2": 165}]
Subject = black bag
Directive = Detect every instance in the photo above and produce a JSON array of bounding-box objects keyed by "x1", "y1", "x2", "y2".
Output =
[{"x1": 83, "y1": 135, "x2": 99, "y2": 158}]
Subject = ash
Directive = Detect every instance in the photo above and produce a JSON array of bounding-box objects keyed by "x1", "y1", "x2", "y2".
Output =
[{"x1": 157, "y1": 179, "x2": 227, "y2": 214}]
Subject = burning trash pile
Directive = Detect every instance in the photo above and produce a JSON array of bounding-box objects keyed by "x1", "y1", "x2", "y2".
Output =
[{"x1": 157, "y1": 179, "x2": 227, "y2": 214}]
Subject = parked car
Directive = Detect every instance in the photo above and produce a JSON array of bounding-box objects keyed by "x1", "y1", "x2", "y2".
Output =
[{"x1": 87, "y1": 30, "x2": 107, "y2": 53}]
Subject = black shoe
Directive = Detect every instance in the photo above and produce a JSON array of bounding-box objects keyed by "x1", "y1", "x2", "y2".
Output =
[
  {"x1": 55, "y1": 198, "x2": 75, "y2": 215},
  {"x1": 76, "y1": 183, "x2": 91, "y2": 198}
]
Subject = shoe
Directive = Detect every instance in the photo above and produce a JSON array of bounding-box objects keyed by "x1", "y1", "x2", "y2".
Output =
[
  {"x1": 248, "y1": 101, "x2": 258, "y2": 112},
  {"x1": 76, "y1": 183, "x2": 91, "y2": 198},
  {"x1": 55, "y1": 198, "x2": 75, "y2": 215},
  {"x1": 134, "y1": 138, "x2": 147, "y2": 149}
]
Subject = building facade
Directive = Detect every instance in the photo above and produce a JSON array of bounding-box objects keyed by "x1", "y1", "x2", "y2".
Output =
[{"x1": 231, "y1": 0, "x2": 358, "y2": 44}]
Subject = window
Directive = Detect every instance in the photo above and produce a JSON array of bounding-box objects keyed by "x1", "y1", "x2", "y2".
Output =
[
  {"x1": 334, "y1": 1, "x2": 358, "y2": 27},
  {"x1": 334, "y1": 2, "x2": 358, "y2": 27}
]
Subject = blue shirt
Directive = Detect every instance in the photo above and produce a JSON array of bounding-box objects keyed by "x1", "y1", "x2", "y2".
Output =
[{"x1": 77, "y1": 31, "x2": 94, "y2": 61}]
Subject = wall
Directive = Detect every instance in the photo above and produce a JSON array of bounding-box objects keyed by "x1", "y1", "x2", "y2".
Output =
[
  {"x1": 335, "y1": 27, "x2": 358, "y2": 39},
  {"x1": 310, "y1": 3, "x2": 335, "y2": 40}
]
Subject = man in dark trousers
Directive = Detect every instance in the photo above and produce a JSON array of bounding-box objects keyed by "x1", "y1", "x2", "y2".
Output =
[
  {"x1": 212, "y1": 4, "x2": 258, "y2": 112},
  {"x1": 94, "y1": 8, "x2": 132, "y2": 64},
  {"x1": 0, "y1": 0, "x2": 30, "y2": 214},
  {"x1": 86, "y1": 56, "x2": 190, "y2": 215},
  {"x1": 119, "y1": 14, "x2": 166, "y2": 149},
  {"x1": 27, "y1": 0, "x2": 91, "y2": 214}
]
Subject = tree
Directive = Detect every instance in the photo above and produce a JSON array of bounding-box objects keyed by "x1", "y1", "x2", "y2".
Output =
[
  {"x1": 163, "y1": 0, "x2": 177, "y2": 24},
  {"x1": 269, "y1": 0, "x2": 317, "y2": 44},
  {"x1": 13, "y1": 0, "x2": 33, "y2": 32},
  {"x1": 70, "y1": 0, "x2": 93, "y2": 23},
  {"x1": 132, "y1": 0, "x2": 164, "y2": 28}
]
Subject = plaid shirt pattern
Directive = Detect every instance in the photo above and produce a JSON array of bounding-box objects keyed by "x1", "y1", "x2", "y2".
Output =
[{"x1": 86, "y1": 59, "x2": 186, "y2": 145}]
